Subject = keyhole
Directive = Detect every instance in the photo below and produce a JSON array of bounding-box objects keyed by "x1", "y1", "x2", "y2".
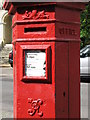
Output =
[{"x1": 63, "y1": 92, "x2": 66, "y2": 97}]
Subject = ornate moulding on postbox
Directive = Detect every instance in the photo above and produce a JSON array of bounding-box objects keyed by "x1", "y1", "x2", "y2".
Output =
[{"x1": 22, "y1": 10, "x2": 49, "y2": 20}]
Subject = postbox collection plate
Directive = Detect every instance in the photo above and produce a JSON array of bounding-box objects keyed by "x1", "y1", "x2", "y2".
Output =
[{"x1": 25, "y1": 50, "x2": 46, "y2": 77}]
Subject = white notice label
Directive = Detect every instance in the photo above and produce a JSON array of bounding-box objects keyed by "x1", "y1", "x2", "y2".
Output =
[{"x1": 25, "y1": 50, "x2": 46, "y2": 77}]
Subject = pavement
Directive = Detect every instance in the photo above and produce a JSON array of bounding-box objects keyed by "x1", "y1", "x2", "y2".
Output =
[{"x1": 0, "y1": 67, "x2": 13, "y2": 119}]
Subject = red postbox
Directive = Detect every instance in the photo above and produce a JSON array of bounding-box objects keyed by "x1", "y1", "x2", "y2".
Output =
[{"x1": 3, "y1": 2, "x2": 86, "y2": 119}]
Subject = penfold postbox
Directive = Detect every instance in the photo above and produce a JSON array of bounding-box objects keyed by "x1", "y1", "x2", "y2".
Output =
[{"x1": 3, "y1": 2, "x2": 86, "y2": 119}]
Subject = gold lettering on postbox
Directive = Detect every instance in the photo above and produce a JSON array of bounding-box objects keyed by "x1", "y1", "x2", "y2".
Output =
[{"x1": 59, "y1": 28, "x2": 77, "y2": 36}]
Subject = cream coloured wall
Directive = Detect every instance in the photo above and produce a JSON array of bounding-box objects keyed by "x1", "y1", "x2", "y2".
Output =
[
  {"x1": 0, "y1": 10, "x2": 12, "y2": 47},
  {"x1": 0, "y1": 23, "x2": 3, "y2": 46},
  {"x1": 3, "y1": 13, "x2": 12, "y2": 45}
]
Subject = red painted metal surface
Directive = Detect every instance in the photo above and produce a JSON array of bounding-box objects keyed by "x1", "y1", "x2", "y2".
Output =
[{"x1": 3, "y1": 2, "x2": 86, "y2": 119}]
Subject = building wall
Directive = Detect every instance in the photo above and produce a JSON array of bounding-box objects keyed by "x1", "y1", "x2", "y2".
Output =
[
  {"x1": 0, "y1": 9, "x2": 12, "y2": 48},
  {"x1": 0, "y1": 23, "x2": 3, "y2": 47},
  {"x1": 3, "y1": 14, "x2": 12, "y2": 45}
]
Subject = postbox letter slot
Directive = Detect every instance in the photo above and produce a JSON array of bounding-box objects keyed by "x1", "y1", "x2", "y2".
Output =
[{"x1": 24, "y1": 27, "x2": 46, "y2": 33}]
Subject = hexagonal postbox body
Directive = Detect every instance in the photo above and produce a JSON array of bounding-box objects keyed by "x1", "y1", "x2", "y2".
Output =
[{"x1": 3, "y1": 2, "x2": 85, "y2": 119}]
